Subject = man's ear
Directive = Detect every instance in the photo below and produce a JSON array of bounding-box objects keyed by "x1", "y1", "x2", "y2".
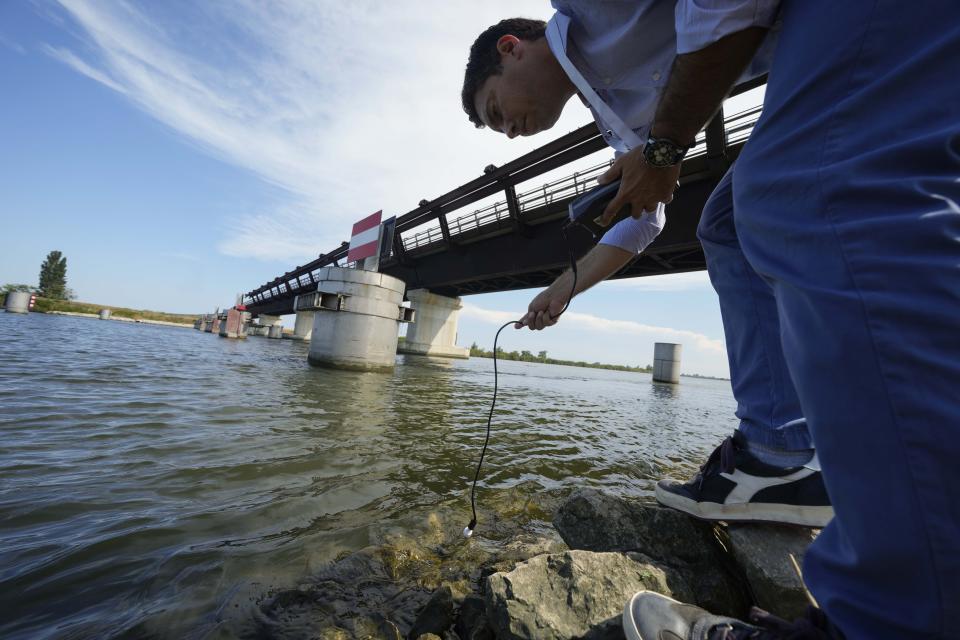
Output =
[{"x1": 496, "y1": 35, "x2": 522, "y2": 60}]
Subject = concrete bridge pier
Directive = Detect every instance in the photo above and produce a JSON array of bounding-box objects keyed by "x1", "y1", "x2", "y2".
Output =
[
  {"x1": 398, "y1": 289, "x2": 469, "y2": 359},
  {"x1": 4, "y1": 291, "x2": 31, "y2": 313},
  {"x1": 653, "y1": 342, "x2": 682, "y2": 384},
  {"x1": 247, "y1": 323, "x2": 269, "y2": 337},
  {"x1": 290, "y1": 296, "x2": 315, "y2": 341},
  {"x1": 219, "y1": 308, "x2": 249, "y2": 339},
  {"x1": 303, "y1": 267, "x2": 414, "y2": 371},
  {"x1": 253, "y1": 314, "x2": 284, "y2": 338}
]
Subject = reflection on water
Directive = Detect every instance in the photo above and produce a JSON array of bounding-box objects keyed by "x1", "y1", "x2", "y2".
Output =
[{"x1": 0, "y1": 312, "x2": 736, "y2": 639}]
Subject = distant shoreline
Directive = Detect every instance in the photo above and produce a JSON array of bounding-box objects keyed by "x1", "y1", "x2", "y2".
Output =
[
  {"x1": 468, "y1": 345, "x2": 728, "y2": 380},
  {"x1": 39, "y1": 310, "x2": 193, "y2": 329},
  {"x1": 2, "y1": 295, "x2": 197, "y2": 327},
  {"x1": 5, "y1": 300, "x2": 729, "y2": 379}
]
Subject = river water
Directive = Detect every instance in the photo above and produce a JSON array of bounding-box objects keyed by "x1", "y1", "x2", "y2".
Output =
[{"x1": 0, "y1": 312, "x2": 737, "y2": 639}]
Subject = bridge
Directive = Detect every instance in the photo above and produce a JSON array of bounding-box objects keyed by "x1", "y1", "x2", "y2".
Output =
[
  {"x1": 244, "y1": 84, "x2": 762, "y2": 317},
  {"x1": 226, "y1": 81, "x2": 764, "y2": 370}
]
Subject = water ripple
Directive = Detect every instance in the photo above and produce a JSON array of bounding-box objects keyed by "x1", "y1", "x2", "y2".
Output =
[{"x1": 0, "y1": 312, "x2": 736, "y2": 639}]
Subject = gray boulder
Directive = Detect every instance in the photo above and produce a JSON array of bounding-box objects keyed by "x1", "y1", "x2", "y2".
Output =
[
  {"x1": 553, "y1": 488, "x2": 751, "y2": 616},
  {"x1": 485, "y1": 550, "x2": 694, "y2": 640},
  {"x1": 408, "y1": 585, "x2": 455, "y2": 639},
  {"x1": 455, "y1": 595, "x2": 494, "y2": 640},
  {"x1": 553, "y1": 487, "x2": 717, "y2": 563},
  {"x1": 725, "y1": 524, "x2": 819, "y2": 620}
]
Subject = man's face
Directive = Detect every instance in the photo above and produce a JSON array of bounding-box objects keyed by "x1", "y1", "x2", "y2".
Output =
[{"x1": 473, "y1": 36, "x2": 568, "y2": 139}]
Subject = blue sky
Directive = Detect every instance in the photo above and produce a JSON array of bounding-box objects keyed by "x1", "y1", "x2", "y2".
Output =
[{"x1": 0, "y1": 1, "x2": 741, "y2": 377}]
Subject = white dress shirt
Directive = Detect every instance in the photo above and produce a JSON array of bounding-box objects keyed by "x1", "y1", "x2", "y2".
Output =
[{"x1": 547, "y1": 0, "x2": 779, "y2": 254}]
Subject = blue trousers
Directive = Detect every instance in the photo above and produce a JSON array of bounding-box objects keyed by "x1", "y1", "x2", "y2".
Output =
[
  {"x1": 699, "y1": 168, "x2": 811, "y2": 452},
  {"x1": 729, "y1": 1, "x2": 960, "y2": 637}
]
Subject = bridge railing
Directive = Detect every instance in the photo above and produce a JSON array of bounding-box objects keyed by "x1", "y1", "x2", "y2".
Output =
[
  {"x1": 400, "y1": 103, "x2": 762, "y2": 252},
  {"x1": 401, "y1": 158, "x2": 616, "y2": 250}
]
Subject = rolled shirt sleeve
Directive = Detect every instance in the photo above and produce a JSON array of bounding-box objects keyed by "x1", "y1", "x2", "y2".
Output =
[
  {"x1": 676, "y1": 0, "x2": 781, "y2": 54},
  {"x1": 598, "y1": 204, "x2": 666, "y2": 254}
]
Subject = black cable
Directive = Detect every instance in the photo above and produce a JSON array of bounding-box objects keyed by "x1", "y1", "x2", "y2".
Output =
[{"x1": 465, "y1": 225, "x2": 580, "y2": 537}]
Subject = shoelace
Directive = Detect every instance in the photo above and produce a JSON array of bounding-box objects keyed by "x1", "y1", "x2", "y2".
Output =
[
  {"x1": 710, "y1": 606, "x2": 842, "y2": 640},
  {"x1": 696, "y1": 436, "x2": 737, "y2": 491}
]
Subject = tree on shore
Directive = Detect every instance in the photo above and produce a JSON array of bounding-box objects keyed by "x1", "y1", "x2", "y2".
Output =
[{"x1": 38, "y1": 251, "x2": 70, "y2": 299}]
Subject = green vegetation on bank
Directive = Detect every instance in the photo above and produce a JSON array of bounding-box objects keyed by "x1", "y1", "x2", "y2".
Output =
[
  {"x1": 469, "y1": 343, "x2": 653, "y2": 374},
  {"x1": 30, "y1": 297, "x2": 197, "y2": 325},
  {"x1": 4, "y1": 251, "x2": 194, "y2": 324}
]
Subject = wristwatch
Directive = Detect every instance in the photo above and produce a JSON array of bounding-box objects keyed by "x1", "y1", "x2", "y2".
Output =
[{"x1": 643, "y1": 135, "x2": 690, "y2": 167}]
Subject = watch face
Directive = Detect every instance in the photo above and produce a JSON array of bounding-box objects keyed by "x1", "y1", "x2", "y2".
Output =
[{"x1": 645, "y1": 138, "x2": 686, "y2": 167}]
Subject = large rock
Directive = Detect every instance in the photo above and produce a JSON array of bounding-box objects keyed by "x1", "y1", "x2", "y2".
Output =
[
  {"x1": 408, "y1": 585, "x2": 455, "y2": 639},
  {"x1": 553, "y1": 488, "x2": 717, "y2": 563},
  {"x1": 487, "y1": 529, "x2": 568, "y2": 574},
  {"x1": 455, "y1": 595, "x2": 493, "y2": 640},
  {"x1": 256, "y1": 546, "x2": 433, "y2": 638},
  {"x1": 724, "y1": 524, "x2": 819, "y2": 620},
  {"x1": 553, "y1": 488, "x2": 751, "y2": 616},
  {"x1": 485, "y1": 550, "x2": 694, "y2": 640}
]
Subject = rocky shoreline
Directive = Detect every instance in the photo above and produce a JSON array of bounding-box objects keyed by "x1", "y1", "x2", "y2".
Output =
[{"x1": 254, "y1": 487, "x2": 818, "y2": 640}]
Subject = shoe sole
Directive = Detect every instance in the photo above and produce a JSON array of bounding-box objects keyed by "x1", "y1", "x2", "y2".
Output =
[{"x1": 656, "y1": 485, "x2": 833, "y2": 527}]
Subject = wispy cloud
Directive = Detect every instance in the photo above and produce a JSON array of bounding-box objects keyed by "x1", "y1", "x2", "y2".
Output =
[
  {"x1": 41, "y1": 44, "x2": 128, "y2": 93},
  {"x1": 461, "y1": 302, "x2": 725, "y2": 355},
  {"x1": 601, "y1": 270, "x2": 713, "y2": 292},
  {"x1": 461, "y1": 305, "x2": 519, "y2": 325},
  {"x1": 40, "y1": 0, "x2": 588, "y2": 262}
]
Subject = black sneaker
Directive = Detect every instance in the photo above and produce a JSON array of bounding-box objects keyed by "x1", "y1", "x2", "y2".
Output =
[
  {"x1": 655, "y1": 433, "x2": 833, "y2": 527},
  {"x1": 622, "y1": 591, "x2": 842, "y2": 640}
]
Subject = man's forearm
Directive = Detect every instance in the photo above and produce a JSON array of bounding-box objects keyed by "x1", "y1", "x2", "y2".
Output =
[
  {"x1": 550, "y1": 244, "x2": 634, "y2": 298},
  {"x1": 652, "y1": 27, "x2": 768, "y2": 146}
]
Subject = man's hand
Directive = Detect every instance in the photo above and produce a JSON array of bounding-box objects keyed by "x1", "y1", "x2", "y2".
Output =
[
  {"x1": 516, "y1": 284, "x2": 569, "y2": 331},
  {"x1": 596, "y1": 147, "x2": 680, "y2": 226},
  {"x1": 514, "y1": 244, "x2": 635, "y2": 331}
]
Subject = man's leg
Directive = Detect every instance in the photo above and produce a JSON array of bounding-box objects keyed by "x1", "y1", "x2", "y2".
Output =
[
  {"x1": 700, "y1": 168, "x2": 811, "y2": 451},
  {"x1": 733, "y1": 1, "x2": 960, "y2": 636},
  {"x1": 655, "y1": 167, "x2": 831, "y2": 527}
]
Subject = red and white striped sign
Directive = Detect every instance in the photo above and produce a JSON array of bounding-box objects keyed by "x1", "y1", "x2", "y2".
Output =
[{"x1": 347, "y1": 210, "x2": 382, "y2": 263}]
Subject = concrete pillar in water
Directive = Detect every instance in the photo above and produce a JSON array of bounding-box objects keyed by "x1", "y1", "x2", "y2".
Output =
[
  {"x1": 250, "y1": 314, "x2": 283, "y2": 338},
  {"x1": 398, "y1": 289, "x2": 469, "y2": 359},
  {"x1": 99, "y1": 309, "x2": 111, "y2": 320},
  {"x1": 303, "y1": 267, "x2": 413, "y2": 371},
  {"x1": 219, "y1": 308, "x2": 248, "y2": 339},
  {"x1": 4, "y1": 291, "x2": 31, "y2": 314},
  {"x1": 290, "y1": 297, "x2": 315, "y2": 341},
  {"x1": 211, "y1": 314, "x2": 222, "y2": 334},
  {"x1": 653, "y1": 342, "x2": 682, "y2": 384}
]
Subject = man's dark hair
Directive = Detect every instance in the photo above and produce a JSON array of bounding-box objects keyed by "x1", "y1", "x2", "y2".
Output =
[{"x1": 461, "y1": 18, "x2": 547, "y2": 128}]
